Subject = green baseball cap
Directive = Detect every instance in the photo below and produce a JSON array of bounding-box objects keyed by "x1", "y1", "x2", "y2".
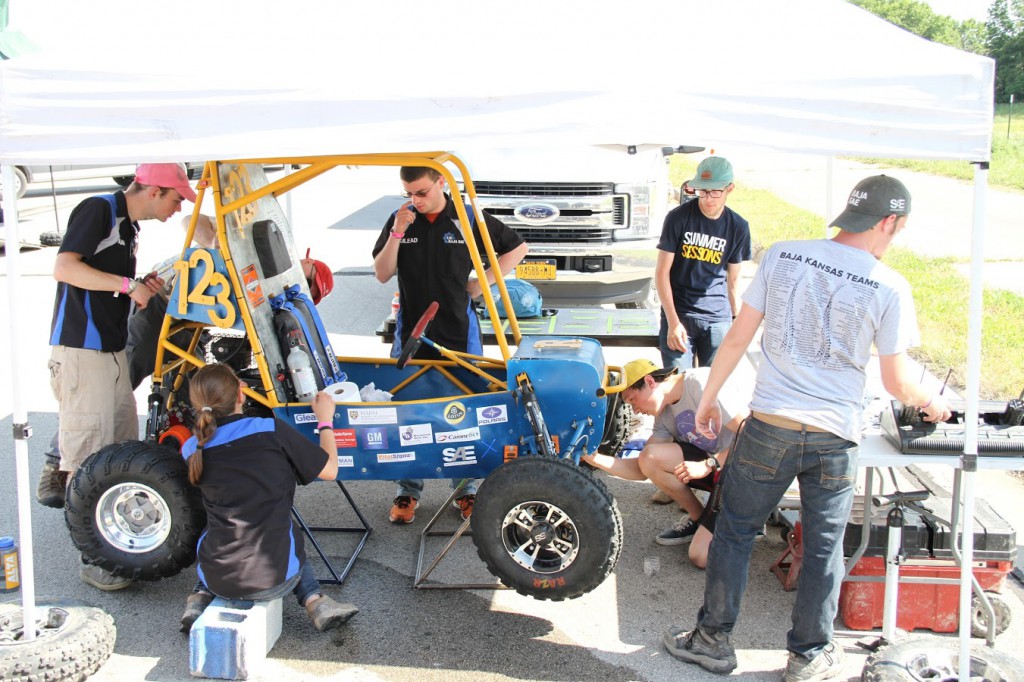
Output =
[{"x1": 688, "y1": 156, "x2": 734, "y2": 190}]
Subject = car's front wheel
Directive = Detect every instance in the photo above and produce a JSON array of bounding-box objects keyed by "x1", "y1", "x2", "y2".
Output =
[
  {"x1": 66, "y1": 440, "x2": 206, "y2": 581},
  {"x1": 471, "y1": 456, "x2": 622, "y2": 601}
]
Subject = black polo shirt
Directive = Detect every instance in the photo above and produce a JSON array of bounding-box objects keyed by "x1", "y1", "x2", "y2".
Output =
[
  {"x1": 181, "y1": 415, "x2": 328, "y2": 598},
  {"x1": 49, "y1": 192, "x2": 138, "y2": 351},
  {"x1": 372, "y1": 195, "x2": 524, "y2": 357}
]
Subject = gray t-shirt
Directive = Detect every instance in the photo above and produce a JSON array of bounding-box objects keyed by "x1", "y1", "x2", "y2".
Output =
[
  {"x1": 743, "y1": 239, "x2": 919, "y2": 443},
  {"x1": 652, "y1": 367, "x2": 746, "y2": 455}
]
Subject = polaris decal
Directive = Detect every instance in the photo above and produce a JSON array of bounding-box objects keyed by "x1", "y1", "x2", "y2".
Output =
[
  {"x1": 399, "y1": 423, "x2": 433, "y2": 446},
  {"x1": 476, "y1": 405, "x2": 508, "y2": 425},
  {"x1": 347, "y1": 407, "x2": 398, "y2": 425},
  {"x1": 442, "y1": 445, "x2": 478, "y2": 467},
  {"x1": 377, "y1": 451, "x2": 416, "y2": 463},
  {"x1": 443, "y1": 401, "x2": 467, "y2": 425},
  {"x1": 435, "y1": 427, "x2": 480, "y2": 443}
]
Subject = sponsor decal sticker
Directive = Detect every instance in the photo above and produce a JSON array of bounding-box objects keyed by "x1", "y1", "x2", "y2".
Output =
[
  {"x1": 476, "y1": 405, "x2": 508, "y2": 425},
  {"x1": 334, "y1": 429, "x2": 357, "y2": 448},
  {"x1": 443, "y1": 401, "x2": 467, "y2": 425},
  {"x1": 435, "y1": 427, "x2": 481, "y2": 443},
  {"x1": 361, "y1": 427, "x2": 389, "y2": 450},
  {"x1": 442, "y1": 445, "x2": 478, "y2": 467},
  {"x1": 337, "y1": 456, "x2": 354, "y2": 468},
  {"x1": 399, "y1": 423, "x2": 433, "y2": 445},
  {"x1": 377, "y1": 451, "x2": 416, "y2": 463},
  {"x1": 347, "y1": 407, "x2": 398, "y2": 425},
  {"x1": 294, "y1": 412, "x2": 318, "y2": 424}
]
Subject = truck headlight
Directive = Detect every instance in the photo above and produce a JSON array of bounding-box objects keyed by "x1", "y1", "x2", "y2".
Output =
[{"x1": 614, "y1": 183, "x2": 651, "y2": 235}]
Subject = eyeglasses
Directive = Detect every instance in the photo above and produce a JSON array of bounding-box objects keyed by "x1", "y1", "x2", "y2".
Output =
[
  {"x1": 401, "y1": 179, "x2": 439, "y2": 199},
  {"x1": 696, "y1": 189, "x2": 726, "y2": 198}
]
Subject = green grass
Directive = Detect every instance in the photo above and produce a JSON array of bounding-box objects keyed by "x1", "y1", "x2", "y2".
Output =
[
  {"x1": 668, "y1": 156, "x2": 1024, "y2": 399},
  {"x1": 854, "y1": 104, "x2": 1024, "y2": 192}
]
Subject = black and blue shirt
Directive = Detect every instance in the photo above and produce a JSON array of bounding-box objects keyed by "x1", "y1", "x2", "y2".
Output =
[
  {"x1": 372, "y1": 194, "x2": 524, "y2": 359},
  {"x1": 49, "y1": 192, "x2": 138, "y2": 351},
  {"x1": 182, "y1": 414, "x2": 328, "y2": 599}
]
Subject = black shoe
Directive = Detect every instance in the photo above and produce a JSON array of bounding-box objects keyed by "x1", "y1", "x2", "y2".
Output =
[
  {"x1": 656, "y1": 518, "x2": 699, "y2": 546},
  {"x1": 180, "y1": 591, "x2": 215, "y2": 633}
]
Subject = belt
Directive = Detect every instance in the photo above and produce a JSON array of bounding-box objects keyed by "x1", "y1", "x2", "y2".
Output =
[{"x1": 751, "y1": 411, "x2": 831, "y2": 434}]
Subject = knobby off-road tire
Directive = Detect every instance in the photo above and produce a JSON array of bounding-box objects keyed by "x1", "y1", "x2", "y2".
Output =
[
  {"x1": 971, "y1": 591, "x2": 1012, "y2": 638},
  {"x1": 861, "y1": 636, "x2": 1024, "y2": 681},
  {"x1": 471, "y1": 457, "x2": 623, "y2": 601},
  {"x1": 0, "y1": 598, "x2": 115, "y2": 682},
  {"x1": 598, "y1": 396, "x2": 637, "y2": 455},
  {"x1": 39, "y1": 231, "x2": 64, "y2": 247},
  {"x1": 66, "y1": 440, "x2": 206, "y2": 581}
]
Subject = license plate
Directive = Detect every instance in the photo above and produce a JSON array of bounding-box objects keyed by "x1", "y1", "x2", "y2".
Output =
[{"x1": 516, "y1": 261, "x2": 556, "y2": 281}]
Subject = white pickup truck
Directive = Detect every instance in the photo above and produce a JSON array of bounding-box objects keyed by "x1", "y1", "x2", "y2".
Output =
[{"x1": 461, "y1": 144, "x2": 702, "y2": 308}]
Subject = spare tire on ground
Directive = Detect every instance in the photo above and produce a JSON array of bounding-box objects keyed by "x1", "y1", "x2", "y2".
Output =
[{"x1": 0, "y1": 598, "x2": 115, "y2": 682}]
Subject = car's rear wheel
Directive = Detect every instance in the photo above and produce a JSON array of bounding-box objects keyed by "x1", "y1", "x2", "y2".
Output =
[
  {"x1": 472, "y1": 457, "x2": 622, "y2": 601},
  {"x1": 66, "y1": 440, "x2": 205, "y2": 581}
]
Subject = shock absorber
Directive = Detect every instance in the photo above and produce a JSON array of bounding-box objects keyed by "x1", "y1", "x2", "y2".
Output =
[{"x1": 516, "y1": 372, "x2": 556, "y2": 457}]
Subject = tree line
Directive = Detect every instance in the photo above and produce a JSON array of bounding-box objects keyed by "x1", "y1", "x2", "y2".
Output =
[{"x1": 851, "y1": 0, "x2": 1022, "y2": 101}]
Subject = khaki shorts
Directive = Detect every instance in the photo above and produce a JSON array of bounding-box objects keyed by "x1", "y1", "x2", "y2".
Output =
[{"x1": 48, "y1": 346, "x2": 138, "y2": 473}]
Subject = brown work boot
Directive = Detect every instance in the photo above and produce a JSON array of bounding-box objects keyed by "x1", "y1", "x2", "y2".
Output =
[
  {"x1": 36, "y1": 455, "x2": 67, "y2": 509},
  {"x1": 304, "y1": 594, "x2": 358, "y2": 632},
  {"x1": 389, "y1": 496, "x2": 418, "y2": 524},
  {"x1": 180, "y1": 591, "x2": 215, "y2": 633}
]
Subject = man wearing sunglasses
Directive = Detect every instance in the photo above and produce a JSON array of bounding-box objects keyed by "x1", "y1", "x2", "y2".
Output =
[
  {"x1": 372, "y1": 166, "x2": 528, "y2": 525},
  {"x1": 655, "y1": 156, "x2": 751, "y2": 371}
]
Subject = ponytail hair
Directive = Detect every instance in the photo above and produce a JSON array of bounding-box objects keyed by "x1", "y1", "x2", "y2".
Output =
[{"x1": 187, "y1": 364, "x2": 242, "y2": 485}]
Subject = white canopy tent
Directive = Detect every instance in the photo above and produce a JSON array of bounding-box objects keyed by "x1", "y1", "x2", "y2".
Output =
[{"x1": 0, "y1": 0, "x2": 997, "y2": 675}]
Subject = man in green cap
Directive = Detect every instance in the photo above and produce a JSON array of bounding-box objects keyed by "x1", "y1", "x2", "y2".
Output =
[{"x1": 655, "y1": 156, "x2": 751, "y2": 370}]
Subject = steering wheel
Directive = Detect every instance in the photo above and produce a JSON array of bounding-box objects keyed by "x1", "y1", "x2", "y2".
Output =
[{"x1": 396, "y1": 301, "x2": 439, "y2": 370}]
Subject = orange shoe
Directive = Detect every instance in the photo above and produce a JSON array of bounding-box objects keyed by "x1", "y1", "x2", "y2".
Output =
[
  {"x1": 389, "y1": 496, "x2": 418, "y2": 524},
  {"x1": 453, "y1": 494, "x2": 475, "y2": 521}
]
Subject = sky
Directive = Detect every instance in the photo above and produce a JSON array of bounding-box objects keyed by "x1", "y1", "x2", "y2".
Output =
[{"x1": 923, "y1": 0, "x2": 992, "y2": 21}]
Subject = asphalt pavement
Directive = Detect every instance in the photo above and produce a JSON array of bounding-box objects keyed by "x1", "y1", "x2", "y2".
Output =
[{"x1": 2, "y1": 162, "x2": 1024, "y2": 681}]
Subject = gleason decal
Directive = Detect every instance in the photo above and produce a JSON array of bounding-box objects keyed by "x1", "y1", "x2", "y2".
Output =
[
  {"x1": 443, "y1": 401, "x2": 467, "y2": 425},
  {"x1": 377, "y1": 451, "x2": 416, "y2": 463},
  {"x1": 294, "y1": 412, "x2": 318, "y2": 424},
  {"x1": 347, "y1": 407, "x2": 398, "y2": 425},
  {"x1": 399, "y1": 423, "x2": 433, "y2": 446},
  {"x1": 476, "y1": 405, "x2": 508, "y2": 425},
  {"x1": 435, "y1": 427, "x2": 481, "y2": 443},
  {"x1": 442, "y1": 445, "x2": 478, "y2": 467}
]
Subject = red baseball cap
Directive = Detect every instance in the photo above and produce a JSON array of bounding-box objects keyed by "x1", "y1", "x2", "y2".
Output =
[
  {"x1": 134, "y1": 163, "x2": 197, "y2": 202},
  {"x1": 303, "y1": 249, "x2": 334, "y2": 304}
]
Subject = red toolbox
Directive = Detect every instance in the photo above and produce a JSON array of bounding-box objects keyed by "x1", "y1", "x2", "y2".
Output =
[{"x1": 839, "y1": 556, "x2": 1012, "y2": 632}]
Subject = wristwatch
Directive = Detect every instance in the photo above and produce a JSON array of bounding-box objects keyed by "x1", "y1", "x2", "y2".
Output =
[
  {"x1": 705, "y1": 456, "x2": 721, "y2": 472},
  {"x1": 125, "y1": 278, "x2": 139, "y2": 296}
]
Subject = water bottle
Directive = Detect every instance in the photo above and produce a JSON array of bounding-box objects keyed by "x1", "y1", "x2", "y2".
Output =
[
  {"x1": 388, "y1": 292, "x2": 400, "y2": 322},
  {"x1": 286, "y1": 341, "x2": 317, "y2": 402},
  {"x1": 0, "y1": 537, "x2": 19, "y2": 593}
]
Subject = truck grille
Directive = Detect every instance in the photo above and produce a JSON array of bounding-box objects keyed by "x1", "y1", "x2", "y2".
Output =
[
  {"x1": 474, "y1": 181, "x2": 615, "y2": 197},
  {"x1": 513, "y1": 227, "x2": 615, "y2": 243}
]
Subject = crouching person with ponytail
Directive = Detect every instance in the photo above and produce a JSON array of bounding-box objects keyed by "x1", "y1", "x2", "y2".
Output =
[{"x1": 178, "y1": 364, "x2": 358, "y2": 634}]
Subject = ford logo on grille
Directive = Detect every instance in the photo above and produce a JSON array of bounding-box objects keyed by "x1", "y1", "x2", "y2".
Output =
[{"x1": 514, "y1": 203, "x2": 559, "y2": 226}]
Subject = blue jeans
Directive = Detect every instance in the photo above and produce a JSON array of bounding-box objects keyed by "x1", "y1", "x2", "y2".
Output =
[
  {"x1": 659, "y1": 313, "x2": 731, "y2": 369},
  {"x1": 697, "y1": 417, "x2": 857, "y2": 660},
  {"x1": 194, "y1": 558, "x2": 321, "y2": 606},
  {"x1": 395, "y1": 478, "x2": 480, "y2": 499}
]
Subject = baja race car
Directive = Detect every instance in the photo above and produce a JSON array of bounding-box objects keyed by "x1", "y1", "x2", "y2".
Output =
[{"x1": 64, "y1": 152, "x2": 634, "y2": 601}]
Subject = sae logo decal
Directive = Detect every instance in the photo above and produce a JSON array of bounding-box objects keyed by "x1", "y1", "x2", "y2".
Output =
[
  {"x1": 361, "y1": 427, "x2": 388, "y2": 450},
  {"x1": 442, "y1": 445, "x2": 477, "y2": 467},
  {"x1": 476, "y1": 405, "x2": 507, "y2": 426},
  {"x1": 443, "y1": 401, "x2": 467, "y2": 425}
]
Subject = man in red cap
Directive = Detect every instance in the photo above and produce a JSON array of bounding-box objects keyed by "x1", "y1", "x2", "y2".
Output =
[{"x1": 46, "y1": 163, "x2": 196, "y2": 591}]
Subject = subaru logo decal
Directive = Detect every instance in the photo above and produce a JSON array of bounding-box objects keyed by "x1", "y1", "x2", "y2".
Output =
[{"x1": 514, "y1": 203, "x2": 560, "y2": 226}]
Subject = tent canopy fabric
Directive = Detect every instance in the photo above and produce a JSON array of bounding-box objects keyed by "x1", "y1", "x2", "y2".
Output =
[{"x1": 0, "y1": 0, "x2": 994, "y2": 165}]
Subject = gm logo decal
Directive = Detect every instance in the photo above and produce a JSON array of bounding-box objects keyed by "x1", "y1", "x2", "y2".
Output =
[
  {"x1": 443, "y1": 401, "x2": 467, "y2": 425},
  {"x1": 514, "y1": 203, "x2": 559, "y2": 226}
]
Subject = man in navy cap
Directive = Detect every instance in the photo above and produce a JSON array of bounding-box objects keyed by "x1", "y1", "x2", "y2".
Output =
[{"x1": 655, "y1": 156, "x2": 752, "y2": 371}]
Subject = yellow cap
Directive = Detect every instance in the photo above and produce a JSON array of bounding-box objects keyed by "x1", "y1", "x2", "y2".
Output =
[{"x1": 623, "y1": 358, "x2": 660, "y2": 387}]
